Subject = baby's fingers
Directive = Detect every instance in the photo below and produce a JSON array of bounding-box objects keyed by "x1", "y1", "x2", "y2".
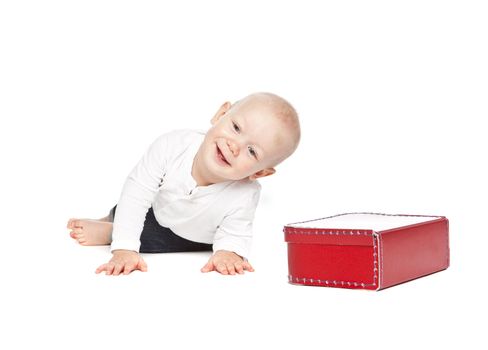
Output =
[
  {"x1": 201, "y1": 260, "x2": 215, "y2": 273},
  {"x1": 112, "y1": 263, "x2": 124, "y2": 276},
  {"x1": 104, "y1": 263, "x2": 116, "y2": 275},
  {"x1": 123, "y1": 258, "x2": 148, "y2": 274},
  {"x1": 123, "y1": 262, "x2": 137, "y2": 275},
  {"x1": 95, "y1": 264, "x2": 107, "y2": 274},
  {"x1": 242, "y1": 261, "x2": 254, "y2": 272},
  {"x1": 138, "y1": 258, "x2": 148, "y2": 272},
  {"x1": 216, "y1": 263, "x2": 229, "y2": 275},
  {"x1": 226, "y1": 262, "x2": 237, "y2": 275},
  {"x1": 234, "y1": 261, "x2": 244, "y2": 274}
]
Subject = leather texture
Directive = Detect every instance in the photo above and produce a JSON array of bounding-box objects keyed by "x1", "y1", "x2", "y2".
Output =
[
  {"x1": 284, "y1": 214, "x2": 449, "y2": 291},
  {"x1": 378, "y1": 218, "x2": 449, "y2": 289}
]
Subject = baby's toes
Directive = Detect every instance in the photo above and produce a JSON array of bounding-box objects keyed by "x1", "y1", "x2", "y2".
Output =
[
  {"x1": 67, "y1": 218, "x2": 82, "y2": 229},
  {"x1": 73, "y1": 219, "x2": 84, "y2": 228},
  {"x1": 67, "y1": 218, "x2": 74, "y2": 229},
  {"x1": 71, "y1": 227, "x2": 83, "y2": 235},
  {"x1": 73, "y1": 231, "x2": 86, "y2": 243},
  {"x1": 67, "y1": 219, "x2": 83, "y2": 229},
  {"x1": 69, "y1": 227, "x2": 83, "y2": 239}
]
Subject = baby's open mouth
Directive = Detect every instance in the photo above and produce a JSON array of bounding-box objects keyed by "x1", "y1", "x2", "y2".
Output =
[{"x1": 217, "y1": 145, "x2": 231, "y2": 166}]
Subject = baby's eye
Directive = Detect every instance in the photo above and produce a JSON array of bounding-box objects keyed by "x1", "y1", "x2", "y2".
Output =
[
  {"x1": 248, "y1": 146, "x2": 257, "y2": 159},
  {"x1": 232, "y1": 122, "x2": 240, "y2": 133}
]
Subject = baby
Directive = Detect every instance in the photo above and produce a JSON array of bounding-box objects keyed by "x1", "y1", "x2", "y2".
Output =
[{"x1": 67, "y1": 92, "x2": 301, "y2": 276}]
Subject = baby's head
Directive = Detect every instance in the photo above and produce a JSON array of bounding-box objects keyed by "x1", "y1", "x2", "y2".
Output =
[{"x1": 194, "y1": 92, "x2": 300, "y2": 185}]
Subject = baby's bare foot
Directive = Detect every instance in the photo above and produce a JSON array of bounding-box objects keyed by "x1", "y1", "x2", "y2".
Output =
[
  {"x1": 67, "y1": 219, "x2": 113, "y2": 246},
  {"x1": 67, "y1": 214, "x2": 111, "y2": 230}
]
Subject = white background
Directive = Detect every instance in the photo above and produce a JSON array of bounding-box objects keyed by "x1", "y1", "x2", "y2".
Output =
[{"x1": 1, "y1": 1, "x2": 486, "y2": 349}]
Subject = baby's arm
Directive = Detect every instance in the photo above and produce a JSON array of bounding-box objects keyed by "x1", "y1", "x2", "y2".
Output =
[
  {"x1": 96, "y1": 250, "x2": 147, "y2": 275},
  {"x1": 206, "y1": 187, "x2": 261, "y2": 275},
  {"x1": 201, "y1": 250, "x2": 254, "y2": 275},
  {"x1": 110, "y1": 133, "x2": 170, "y2": 253},
  {"x1": 97, "y1": 133, "x2": 173, "y2": 275}
]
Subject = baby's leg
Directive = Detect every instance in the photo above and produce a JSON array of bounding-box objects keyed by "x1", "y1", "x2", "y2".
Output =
[
  {"x1": 67, "y1": 214, "x2": 111, "y2": 230},
  {"x1": 68, "y1": 219, "x2": 113, "y2": 246},
  {"x1": 67, "y1": 206, "x2": 116, "y2": 245}
]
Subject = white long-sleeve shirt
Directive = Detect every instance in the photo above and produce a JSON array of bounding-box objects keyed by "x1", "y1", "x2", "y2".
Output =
[{"x1": 110, "y1": 129, "x2": 261, "y2": 259}]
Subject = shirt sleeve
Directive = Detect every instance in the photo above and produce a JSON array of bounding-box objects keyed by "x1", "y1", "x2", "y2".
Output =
[
  {"x1": 212, "y1": 185, "x2": 261, "y2": 260},
  {"x1": 110, "y1": 133, "x2": 170, "y2": 252}
]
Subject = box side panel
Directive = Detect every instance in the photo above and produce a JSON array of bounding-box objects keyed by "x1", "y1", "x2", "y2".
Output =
[
  {"x1": 287, "y1": 243, "x2": 378, "y2": 290},
  {"x1": 379, "y1": 218, "x2": 449, "y2": 289}
]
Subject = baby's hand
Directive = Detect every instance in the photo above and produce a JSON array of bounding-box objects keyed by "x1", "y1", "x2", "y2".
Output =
[
  {"x1": 201, "y1": 250, "x2": 254, "y2": 275},
  {"x1": 95, "y1": 250, "x2": 148, "y2": 275}
]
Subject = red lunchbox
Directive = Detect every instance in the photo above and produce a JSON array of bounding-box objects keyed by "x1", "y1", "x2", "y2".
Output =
[{"x1": 284, "y1": 212, "x2": 450, "y2": 290}]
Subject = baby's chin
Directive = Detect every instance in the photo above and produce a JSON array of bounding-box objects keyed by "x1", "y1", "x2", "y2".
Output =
[
  {"x1": 215, "y1": 173, "x2": 250, "y2": 182},
  {"x1": 211, "y1": 169, "x2": 255, "y2": 183},
  {"x1": 230, "y1": 173, "x2": 259, "y2": 182}
]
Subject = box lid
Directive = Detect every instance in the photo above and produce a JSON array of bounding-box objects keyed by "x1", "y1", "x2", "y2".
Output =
[{"x1": 284, "y1": 212, "x2": 444, "y2": 246}]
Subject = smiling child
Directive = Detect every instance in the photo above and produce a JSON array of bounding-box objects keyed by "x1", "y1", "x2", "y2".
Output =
[{"x1": 67, "y1": 92, "x2": 301, "y2": 276}]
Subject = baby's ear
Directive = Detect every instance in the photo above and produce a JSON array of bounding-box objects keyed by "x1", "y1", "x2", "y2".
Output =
[
  {"x1": 249, "y1": 168, "x2": 276, "y2": 181},
  {"x1": 211, "y1": 101, "x2": 232, "y2": 125}
]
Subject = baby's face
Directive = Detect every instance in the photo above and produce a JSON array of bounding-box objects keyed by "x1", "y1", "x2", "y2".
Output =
[{"x1": 197, "y1": 101, "x2": 292, "y2": 183}]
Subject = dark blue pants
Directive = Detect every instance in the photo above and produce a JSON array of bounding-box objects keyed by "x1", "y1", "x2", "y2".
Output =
[{"x1": 109, "y1": 205, "x2": 213, "y2": 253}]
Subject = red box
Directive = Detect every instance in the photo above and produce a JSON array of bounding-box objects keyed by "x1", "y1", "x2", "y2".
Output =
[{"x1": 284, "y1": 212, "x2": 450, "y2": 290}]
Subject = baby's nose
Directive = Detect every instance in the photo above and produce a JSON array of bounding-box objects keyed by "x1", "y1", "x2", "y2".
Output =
[{"x1": 227, "y1": 139, "x2": 240, "y2": 156}]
